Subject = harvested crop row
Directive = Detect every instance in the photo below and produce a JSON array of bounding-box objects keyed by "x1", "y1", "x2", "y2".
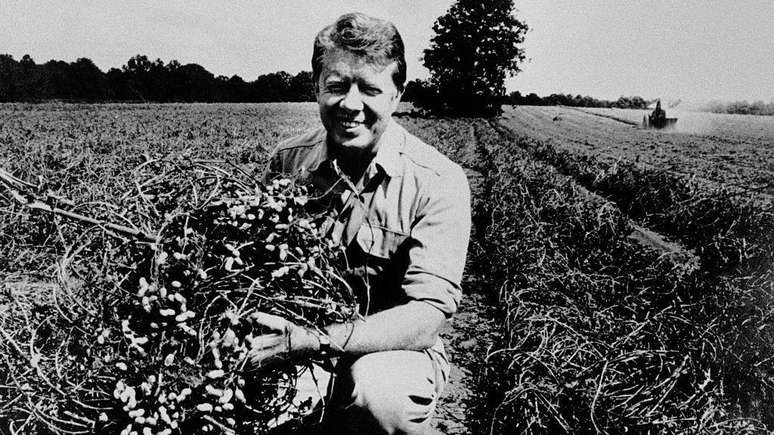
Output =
[
  {"x1": 499, "y1": 106, "x2": 774, "y2": 194},
  {"x1": 470, "y1": 124, "x2": 771, "y2": 433},
  {"x1": 502, "y1": 128, "x2": 774, "y2": 277},
  {"x1": 487, "y1": 123, "x2": 774, "y2": 429}
]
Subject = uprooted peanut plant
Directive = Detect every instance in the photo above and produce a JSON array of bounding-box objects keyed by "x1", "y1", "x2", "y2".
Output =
[{"x1": 1, "y1": 159, "x2": 357, "y2": 434}]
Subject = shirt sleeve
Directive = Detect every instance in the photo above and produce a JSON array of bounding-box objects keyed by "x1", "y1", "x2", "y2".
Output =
[{"x1": 402, "y1": 165, "x2": 471, "y2": 317}]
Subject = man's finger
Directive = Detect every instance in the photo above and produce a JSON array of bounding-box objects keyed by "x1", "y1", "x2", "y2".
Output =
[
  {"x1": 252, "y1": 312, "x2": 290, "y2": 331},
  {"x1": 249, "y1": 349, "x2": 279, "y2": 363},
  {"x1": 250, "y1": 333, "x2": 285, "y2": 351},
  {"x1": 248, "y1": 348, "x2": 286, "y2": 367}
]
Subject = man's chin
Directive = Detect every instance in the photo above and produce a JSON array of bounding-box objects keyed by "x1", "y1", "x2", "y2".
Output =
[{"x1": 330, "y1": 132, "x2": 375, "y2": 151}]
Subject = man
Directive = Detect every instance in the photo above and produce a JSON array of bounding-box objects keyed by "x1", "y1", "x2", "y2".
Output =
[{"x1": 253, "y1": 12, "x2": 471, "y2": 434}]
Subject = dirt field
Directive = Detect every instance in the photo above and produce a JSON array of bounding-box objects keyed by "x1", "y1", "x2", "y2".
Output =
[
  {"x1": 580, "y1": 106, "x2": 774, "y2": 143},
  {"x1": 501, "y1": 106, "x2": 774, "y2": 195},
  {"x1": 0, "y1": 103, "x2": 493, "y2": 433},
  {"x1": 1, "y1": 103, "x2": 772, "y2": 434}
]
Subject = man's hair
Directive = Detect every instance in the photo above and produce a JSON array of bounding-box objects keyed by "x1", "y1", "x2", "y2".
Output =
[{"x1": 312, "y1": 13, "x2": 406, "y2": 90}]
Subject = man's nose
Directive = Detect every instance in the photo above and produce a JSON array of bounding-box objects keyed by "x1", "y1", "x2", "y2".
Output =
[{"x1": 340, "y1": 85, "x2": 364, "y2": 112}]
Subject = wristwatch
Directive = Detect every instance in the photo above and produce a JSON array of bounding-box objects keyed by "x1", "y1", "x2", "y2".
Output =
[{"x1": 317, "y1": 332, "x2": 334, "y2": 357}]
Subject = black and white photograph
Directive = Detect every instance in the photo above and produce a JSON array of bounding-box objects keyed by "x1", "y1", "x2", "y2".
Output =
[{"x1": 1, "y1": 1, "x2": 774, "y2": 434}]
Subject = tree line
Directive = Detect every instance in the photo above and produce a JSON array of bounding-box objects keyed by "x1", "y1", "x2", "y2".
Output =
[
  {"x1": 8, "y1": 52, "x2": 764, "y2": 116},
  {"x1": 0, "y1": 52, "x2": 658, "y2": 111},
  {"x1": 403, "y1": 79, "x2": 652, "y2": 111},
  {"x1": 508, "y1": 91, "x2": 651, "y2": 109},
  {"x1": 700, "y1": 100, "x2": 774, "y2": 116},
  {"x1": 0, "y1": 54, "x2": 316, "y2": 103}
]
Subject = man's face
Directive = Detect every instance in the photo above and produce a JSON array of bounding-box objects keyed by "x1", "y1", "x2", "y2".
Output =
[{"x1": 316, "y1": 49, "x2": 402, "y2": 154}]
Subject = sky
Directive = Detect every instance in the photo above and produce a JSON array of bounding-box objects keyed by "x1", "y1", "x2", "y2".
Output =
[{"x1": 1, "y1": 1, "x2": 772, "y2": 103}]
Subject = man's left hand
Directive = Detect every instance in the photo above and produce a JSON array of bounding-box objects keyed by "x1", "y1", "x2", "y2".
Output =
[{"x1": 246, "y1": 313, "x2": 319, "y2": 368}]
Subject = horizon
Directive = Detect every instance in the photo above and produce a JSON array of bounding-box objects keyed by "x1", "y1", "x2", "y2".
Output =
[{"x1": 1, "y1": 1, "x2": 772, "y2": 103}]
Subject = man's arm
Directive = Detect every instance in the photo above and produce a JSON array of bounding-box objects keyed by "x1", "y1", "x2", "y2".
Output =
[
  {"x1": 249, "y1": 162, "x2": 470, "y2": 364},
  {"x1": 328, "y1": 301, "x2": 445, "y2": 353},
  {"x1": 247, "y1": 301, "x2": 444, "y2": 363}
]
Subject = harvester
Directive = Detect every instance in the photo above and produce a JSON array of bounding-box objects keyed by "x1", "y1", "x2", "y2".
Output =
[{"x1": 642, "y1": 99, "x2": 678, "y2": 129}]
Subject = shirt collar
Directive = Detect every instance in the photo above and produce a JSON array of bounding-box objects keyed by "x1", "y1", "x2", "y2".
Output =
[
  {"x1": 371, "y1": 119, "x2": 404, "y2": 178},
  {"x1": 308, "y1": 119, "x2": 404, "y2": 178},
  {"x1": 303, "y1": 128, "x2": 331, "y2": 174}
]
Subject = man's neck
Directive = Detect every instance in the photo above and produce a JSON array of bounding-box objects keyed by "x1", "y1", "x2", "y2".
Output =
[{"x1": 328, "y1": 143, "x2": 379, "y2": 183}]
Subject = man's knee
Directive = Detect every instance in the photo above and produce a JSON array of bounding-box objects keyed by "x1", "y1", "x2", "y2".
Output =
[{"x1": 343, "y1": 351, "x2": 439, "y2": 434}]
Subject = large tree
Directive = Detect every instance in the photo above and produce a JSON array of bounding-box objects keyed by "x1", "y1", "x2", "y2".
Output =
[{"x1": 422, "y1": 0, "x2": 528, "y2": 115}]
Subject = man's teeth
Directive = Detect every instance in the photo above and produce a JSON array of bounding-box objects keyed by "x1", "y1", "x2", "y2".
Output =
[{"x1": 339, "y1": 119, "x2": 362, "y2": 128}]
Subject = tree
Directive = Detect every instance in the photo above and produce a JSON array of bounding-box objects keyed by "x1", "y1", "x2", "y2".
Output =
[
  {"x1": 402, "y1": 79, "x2": 441, "y2": 112},
  {"x1": 69, "y1": 58, "x2": 107, "y2": 100},
  {"x1": 17, "y1": 54, "x2": 42, "y2": 100},
  {"x1": 176, "y1": 63, "x2": 215, "y2": 102},
  {"x1": 0, "y1": 54, "x2": 18, "y2": 101},
  {"x1": 422, "y1": 0, "x2": 528, "y2": 116},
  {"x1": 105, "y1": 67, "x2": 130, "y2": 100},
  {"x1": 288, "y1": 71, "x2": 315, "y2": 102},
  {"x1": 251, "y1": 71, "x2": 293, "y2": 102}
]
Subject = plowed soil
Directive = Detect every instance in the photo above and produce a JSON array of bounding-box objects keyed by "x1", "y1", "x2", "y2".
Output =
[{"x1": 500, "y1": 106, "x2": 774, "y2": 195}]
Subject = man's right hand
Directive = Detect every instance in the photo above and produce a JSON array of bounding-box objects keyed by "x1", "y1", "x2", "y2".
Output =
[{"x1": 246, "y1": 313, "x2": 320, "y2": 369}]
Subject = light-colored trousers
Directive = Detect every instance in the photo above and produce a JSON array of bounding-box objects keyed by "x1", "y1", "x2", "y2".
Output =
[{"x1": 278, "y1": 348, "x2": 449, "y2": 434}]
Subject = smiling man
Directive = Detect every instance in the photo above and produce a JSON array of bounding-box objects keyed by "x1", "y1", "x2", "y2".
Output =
[{"x1": 258, "y1": 12, "x2": 471, "y2": 434}]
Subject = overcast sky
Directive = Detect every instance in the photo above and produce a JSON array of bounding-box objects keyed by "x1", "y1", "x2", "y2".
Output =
[{"x1": 1, "y1": 1, "x2": 772, "y2": 102}]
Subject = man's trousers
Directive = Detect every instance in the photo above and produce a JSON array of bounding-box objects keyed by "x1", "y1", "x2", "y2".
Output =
[{"x1": 279, "y1": 348, "x2": 449, "y2": 434}]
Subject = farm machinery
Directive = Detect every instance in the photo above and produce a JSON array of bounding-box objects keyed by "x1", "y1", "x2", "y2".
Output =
[{"x1": 642, "y1": 100, "x2": 678, "y2": 129}]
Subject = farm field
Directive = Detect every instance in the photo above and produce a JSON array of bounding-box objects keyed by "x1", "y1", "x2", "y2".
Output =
[
  {"x1": 501, "y1": 106, "x2": 774, "y2": 195},
  {"x1": 1, "y1": 103, "x2": 773, "y2": 434},
  {"x1": 0, "y1": 103, "x2": 320, "y2": 274},
  {"x1": 0, "y1": 103, "x2": 491, "y2": 434},
  {"x1": 579, "y1": 106, "x2": 774, "y2": 143}
]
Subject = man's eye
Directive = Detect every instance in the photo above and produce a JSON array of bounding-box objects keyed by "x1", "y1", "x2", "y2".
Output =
[
  {"x1": 327, "y1": 84, "x2": 346, "y2": 93},
  {"x1": 363, "y1": 87, "x2": 382, "y2": 96}
]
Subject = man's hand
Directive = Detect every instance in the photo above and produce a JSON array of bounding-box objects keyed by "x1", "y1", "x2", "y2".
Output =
[
  {"x1": 246, "y1": 313, "x2": 319, "y2": 368},
  {"x1": 247, "y1": 301, "x2": 446, "y2": 367}
]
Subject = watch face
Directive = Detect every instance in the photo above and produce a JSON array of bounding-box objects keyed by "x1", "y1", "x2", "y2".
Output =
[{"x1": 317, "y1": 332, "x2": 334, "y2": 356}]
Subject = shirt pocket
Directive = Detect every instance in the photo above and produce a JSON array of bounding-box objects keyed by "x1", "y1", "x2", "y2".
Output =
[{"x1": 355, "y1": 223, "x2": 409, "y2": 260}]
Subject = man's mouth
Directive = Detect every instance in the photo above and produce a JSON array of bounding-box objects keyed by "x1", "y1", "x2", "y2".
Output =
[{"x1": 336, "y1": 116, "x2": 365, "y2": 129}]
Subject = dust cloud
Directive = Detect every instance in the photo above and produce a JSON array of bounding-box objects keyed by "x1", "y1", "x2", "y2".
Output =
[{"x1": 666, "y1": 111, "x2": 722, "y2": 135}]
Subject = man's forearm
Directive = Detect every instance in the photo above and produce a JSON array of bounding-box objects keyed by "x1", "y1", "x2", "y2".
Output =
[{"x1": 325, "y1": 301, "x2": 446, "y2": 356}]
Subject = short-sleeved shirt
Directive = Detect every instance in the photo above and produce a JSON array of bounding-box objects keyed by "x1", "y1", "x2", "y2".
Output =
[{"x1": 264, "y1": 119, "x2": 471, "y2": 322}]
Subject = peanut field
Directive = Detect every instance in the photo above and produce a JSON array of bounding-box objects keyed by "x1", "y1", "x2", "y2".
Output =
[{"x1": 1, "y1": 103, "x2": 773, "y2": 434}]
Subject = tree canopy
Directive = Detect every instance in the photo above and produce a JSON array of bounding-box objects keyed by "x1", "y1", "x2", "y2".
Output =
[
  {"x1": 507, "y1": 91, "x2": 651, "y2": 109},
  {"x1": 421, "y1": 0, "x2": 528, "y2": 116},
  {"x1": 0, "y1": 54, "x2": 315, "y2": 103}
]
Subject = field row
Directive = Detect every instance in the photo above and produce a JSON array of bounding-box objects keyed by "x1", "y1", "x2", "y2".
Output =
[
  {"x1": 397, "y1": 108, "x2": 774, "y2": 431},
  {"x1": 494, "y1": 115, "x2": 774, "y2": 277},
  {"x1": 501, "y1": 106, "x2": 774, "y2": 195},
  {"x1": 471, "y1": 117, "x2": 774, "y2": 432},
  {"x1": 578, "y1": 106, "x2": 774, "y2": 143}
]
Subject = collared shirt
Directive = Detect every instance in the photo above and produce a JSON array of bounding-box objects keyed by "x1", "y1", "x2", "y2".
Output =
[{"x1": 264, "y1": 119, "x2": 471, "y2": 319}]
